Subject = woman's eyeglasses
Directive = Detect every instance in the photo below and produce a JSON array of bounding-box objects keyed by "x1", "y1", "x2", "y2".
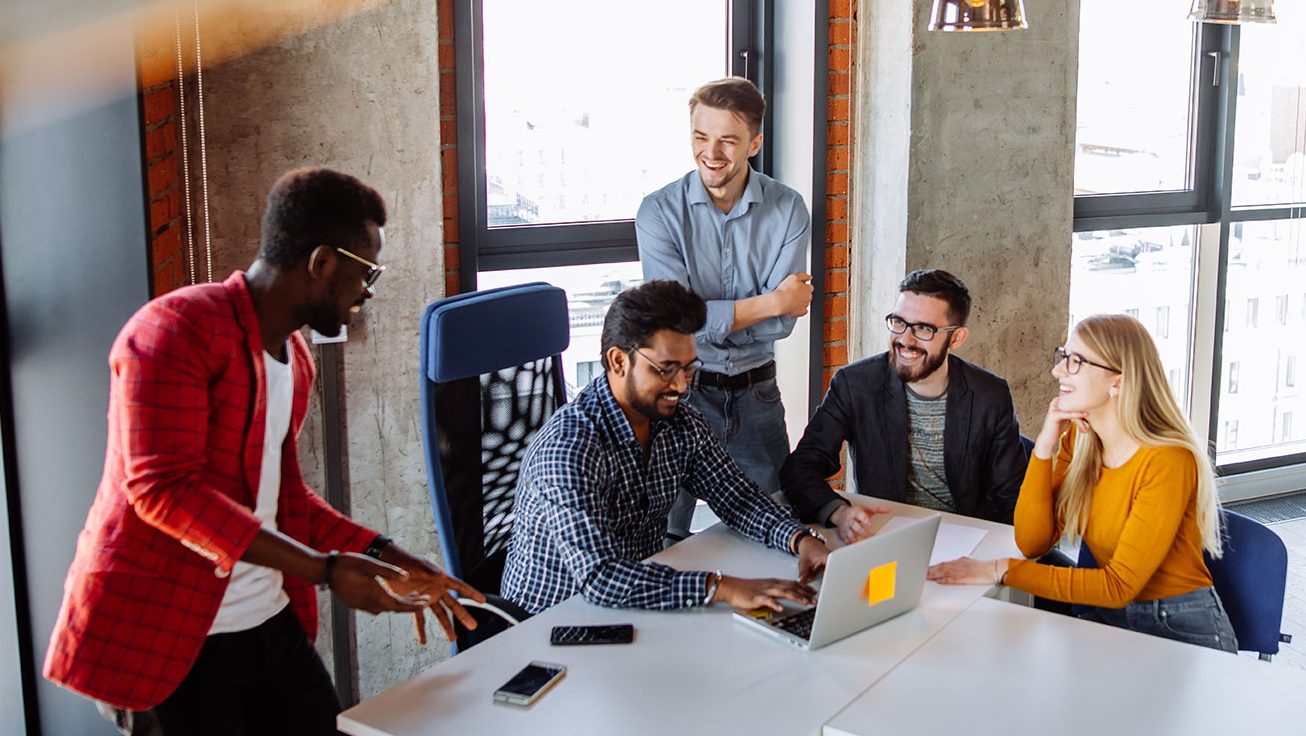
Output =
[{"x1": 1053, "y1": 346, "x2": 1120, "y2": 375}]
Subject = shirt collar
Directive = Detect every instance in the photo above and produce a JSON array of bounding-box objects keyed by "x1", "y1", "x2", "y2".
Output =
[
  {"x1": 687, "y1": 167, "x2": 762, "y2": 216},
  {"x1": 593, "y1": 373, "x2": 673, "y2": 447}
]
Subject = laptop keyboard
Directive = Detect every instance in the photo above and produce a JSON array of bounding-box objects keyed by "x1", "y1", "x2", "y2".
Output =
[{"x1": 774, "y1": 608, "x2": 816, "y2": 640}]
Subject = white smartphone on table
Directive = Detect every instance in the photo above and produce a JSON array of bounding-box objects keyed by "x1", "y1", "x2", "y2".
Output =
[{"x1": 492, "y1": 661, "x2": 566, "y2": 707}]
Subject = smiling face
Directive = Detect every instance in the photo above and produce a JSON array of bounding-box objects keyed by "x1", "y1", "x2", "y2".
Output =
[
  {"x1": 305, "y1": 221, "x2": 383, "y2": 337},
  {"x1": 611, "y1": 329, "x2": 697, "y2": 423},
  {"x1": 1053, "y1": 331, "x2": 1121, "y2": 415},
  {"x1": 887, "y1": 291, "x2": 962, "y2": 384},
  {"x1": 690, "y1": 104, "x2": 762, "y2": 197}
]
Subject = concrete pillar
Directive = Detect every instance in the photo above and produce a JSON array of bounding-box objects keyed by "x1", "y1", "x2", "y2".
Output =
[
  {"x1": 193, "y1": 0, "x2": 445, "y2": 698},
  {"x1": 852, "y1": 0, "x2": 1080, "y2": 431}
]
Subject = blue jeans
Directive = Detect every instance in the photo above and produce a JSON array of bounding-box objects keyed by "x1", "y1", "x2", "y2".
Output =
[
  {"x1": 665, "y1": 377, "x2": 791, "y2": 539},
  {"x1": 1078, "y1": 587, "x2": 1239, "y2": 653}
]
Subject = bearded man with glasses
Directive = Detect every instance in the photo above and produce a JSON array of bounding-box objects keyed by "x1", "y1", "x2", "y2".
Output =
[
  {"x1": 502, "y1": 280, "x2": 830, "y2": 616},
  {"x1": 780, "y1": 269, "x2": 1028, "y2": 544}
]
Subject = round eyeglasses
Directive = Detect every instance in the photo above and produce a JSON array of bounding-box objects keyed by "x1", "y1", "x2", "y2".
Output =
[
  {"x1": 885, "y1": 314, "x2": 961, "y2": 342},
  {"x1": 630, "y1": 347, "x2": 703, "y2": 384},
  {"x1": 1053, "y1": 346, "x2": 1121, "y2": 375}
]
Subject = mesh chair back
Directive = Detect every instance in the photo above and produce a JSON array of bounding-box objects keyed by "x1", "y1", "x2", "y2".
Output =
[{"x1": 420, "y1": 283, "x2": 569, "y2": 596}]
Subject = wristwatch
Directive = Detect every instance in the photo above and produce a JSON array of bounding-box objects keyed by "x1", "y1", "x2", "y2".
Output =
[
  {"x1": 791, "y1": 527, "x2": 824, "y2": 554},
  {"x1": 364, "y1": 534, "x2": 393, "y2": 559}
]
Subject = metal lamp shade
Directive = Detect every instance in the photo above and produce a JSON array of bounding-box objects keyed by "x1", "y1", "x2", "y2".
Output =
[
  {"x1": 928, "y1": 0, "x2": 1029, "y2": 32},
  {"x1": 1188, "y1": 0, "x2": 1277, "y2": 24}
]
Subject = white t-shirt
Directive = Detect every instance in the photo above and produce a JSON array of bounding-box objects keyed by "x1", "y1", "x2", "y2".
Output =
[{"x1": 209, "y1": 349, "x2": 294, "y2": 634}]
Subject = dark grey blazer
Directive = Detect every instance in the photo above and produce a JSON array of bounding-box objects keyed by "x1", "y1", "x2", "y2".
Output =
[{"x1": 780, "y1": 353, "x2": 1026, "y2": 525}]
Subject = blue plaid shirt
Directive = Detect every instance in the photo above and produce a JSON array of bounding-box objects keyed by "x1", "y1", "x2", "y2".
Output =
[{"x1": 502, "y1": 374, "x2": 807, "y2": 614}]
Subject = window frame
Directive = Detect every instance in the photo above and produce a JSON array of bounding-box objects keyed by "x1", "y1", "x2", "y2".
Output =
[
  {"x1": 453, "y1": 0, "x2": 771, "y2": 282},
  {"x1": 1073, "y1": 21, "x2": 1306, "y2": 477}
]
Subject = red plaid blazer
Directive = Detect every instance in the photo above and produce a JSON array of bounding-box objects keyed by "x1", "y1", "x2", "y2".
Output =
[{"x1": 44, "y1": 272, "x2": 377, "y2": 710}]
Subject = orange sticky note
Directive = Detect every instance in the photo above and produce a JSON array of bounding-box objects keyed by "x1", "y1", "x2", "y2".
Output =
[{"x1": 863, "y1": 561, "x2": 897, "y2": 607}]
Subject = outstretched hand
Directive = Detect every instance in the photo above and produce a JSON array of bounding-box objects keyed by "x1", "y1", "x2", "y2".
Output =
[{"x1": 379, "y1": 545, "x2": 487, "y2": 644}]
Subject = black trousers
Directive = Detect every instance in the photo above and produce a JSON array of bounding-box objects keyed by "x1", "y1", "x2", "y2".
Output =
[{"x1": 147, "y1": 605, "x2": 340, "y2": 736}]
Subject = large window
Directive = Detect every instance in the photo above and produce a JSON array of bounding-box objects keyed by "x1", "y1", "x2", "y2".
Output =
[
  {"x1": 456, "y1": 0, "x2": 770, "y2": 398},
  {"x1": 1073, "y1": 3, "x2": 1306, "y2": 478},
  {"x1": 457, "y1": 0, "x2": 760, "y2": 276}
]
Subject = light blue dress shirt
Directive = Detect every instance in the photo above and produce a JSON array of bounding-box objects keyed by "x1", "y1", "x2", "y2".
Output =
[{"x1": 636, "y1": 168, "x2": 811, "y2": 375}]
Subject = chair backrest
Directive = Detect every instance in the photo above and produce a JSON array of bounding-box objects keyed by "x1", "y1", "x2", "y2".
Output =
[
  {"x1": 1019, "y1": 435, "x2": 1035, "y2": 464},
  {"x1": 1204, "y1": 509, "x2": 1288, "y2": 656},
  {"x1": 1075, "y1": 508, "x2": 1288, "y2": 656},
  {"x1": 419, "y1": 282, "x2": 570, "y2": 599}
]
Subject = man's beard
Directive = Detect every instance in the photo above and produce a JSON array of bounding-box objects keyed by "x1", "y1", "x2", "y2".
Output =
[
  {"x1": 890, "y1": 339, "x2": 949, "y2": 384},
  {"x1": 304, "y1": 280, "x2": 345, "y2": 337},
  {"x1": 625, "y1": 371, "x2": 684, "y2": 422}
]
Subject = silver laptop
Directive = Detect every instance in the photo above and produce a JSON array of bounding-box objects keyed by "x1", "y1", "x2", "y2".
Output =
[{"x1": 733, "y1": 514, "x2": 941, "y2": 650}]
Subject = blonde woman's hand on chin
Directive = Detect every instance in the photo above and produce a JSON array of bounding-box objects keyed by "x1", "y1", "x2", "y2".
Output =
[{"x1": 1033, "y1": 396, "x2": 1088, "y2": 459}]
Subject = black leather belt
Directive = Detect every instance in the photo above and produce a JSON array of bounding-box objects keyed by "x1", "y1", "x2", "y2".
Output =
[{"x1": 695, "y1": 361, "x2": 776, "y2": 391}]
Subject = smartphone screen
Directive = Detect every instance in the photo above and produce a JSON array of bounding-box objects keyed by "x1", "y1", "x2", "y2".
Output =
[
  {"x1": 550, "y1": 624, "x2": 635, "y2": 646},
  {"x1": 493, "y1": 661, "x2": 566, "y2": 706}
]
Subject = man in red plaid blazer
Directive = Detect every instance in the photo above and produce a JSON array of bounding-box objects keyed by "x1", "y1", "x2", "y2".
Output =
[{"x1": 44, "y1": 168, "x2": 482, "y2": 735}]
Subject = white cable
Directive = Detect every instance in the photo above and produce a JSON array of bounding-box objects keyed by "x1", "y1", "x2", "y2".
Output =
[
  {"x1": 173, "y1": 3, "x2": 197, "y2": 285},
  {"x1": 454, "y1": 597, "x2": 523, "y2": 626},
  {"x1": 192, "y1": 0, "x2": 213, "y2": 282}
]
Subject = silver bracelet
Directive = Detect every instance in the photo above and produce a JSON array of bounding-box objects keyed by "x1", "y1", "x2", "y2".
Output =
[
  {"x1": 704, "y1": 569, "x2": 722, "y2": 605},
  {"x1": 992, "y1": 560, "x2": 1002, "y2": 586}
]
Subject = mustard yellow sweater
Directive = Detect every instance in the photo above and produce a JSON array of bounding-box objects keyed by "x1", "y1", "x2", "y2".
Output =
[{"x1": 1005, "y1": 432, "x2": 1212, "y2": 607}]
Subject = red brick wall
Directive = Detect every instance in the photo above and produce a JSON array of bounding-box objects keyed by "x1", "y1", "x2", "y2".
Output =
[
  {"x1": 438, "y1": 0, "x2": 462, "y2": 297},
  {"x1": 824, "y1": 1, "x2": 855, "y2": 393},
  {"x1": 137, "y1": 36, "x2": 188, "y2": 296}
]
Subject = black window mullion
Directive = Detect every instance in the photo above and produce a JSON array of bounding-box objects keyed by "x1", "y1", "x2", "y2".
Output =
[
  {"x1": 454, "y1": 0, "x2": 488, "y2": 291},
  {"x1": 1206, "y1": 24, "x2": 1241, "y2": 468}
]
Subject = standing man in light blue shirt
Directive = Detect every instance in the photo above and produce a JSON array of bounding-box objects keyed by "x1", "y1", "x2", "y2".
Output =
[{"x1": 636, "y1": 77, "x2": 813, "y2": 541}]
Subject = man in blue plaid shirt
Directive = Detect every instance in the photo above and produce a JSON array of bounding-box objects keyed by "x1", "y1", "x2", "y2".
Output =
[{"x1": 503, "y1": 280, "x2": 830, "y2": 615}]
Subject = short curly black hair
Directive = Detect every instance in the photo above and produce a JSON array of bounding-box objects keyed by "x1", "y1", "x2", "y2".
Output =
[
  {"x1": 258, "y1": 168, "x2": 387, "y2": 267},
  {"x1": 600, "y1": 281, "x2": 707, "y2": 370},
  {"x1": 898, "y1": 268, "x2": 971, "y2": 326}
]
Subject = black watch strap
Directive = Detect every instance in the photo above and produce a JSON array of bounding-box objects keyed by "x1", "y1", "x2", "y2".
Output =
[
  {"x1": 364, "y1": 534, "x2": 392, "y2": 559},
  {"x1": 318, "y1": 550, "x2": 339, "y2": 590}
]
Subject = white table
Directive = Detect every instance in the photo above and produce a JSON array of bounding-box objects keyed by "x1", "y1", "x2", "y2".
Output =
[
  {"x1": 338, "y1": 498, "x2": 1018, "y2": 736},
  {"x1": 823, "y1": 596, "x2": 1306, "y2": 736}
]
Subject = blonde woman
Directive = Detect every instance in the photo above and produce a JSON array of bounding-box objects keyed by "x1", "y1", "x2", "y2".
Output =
[{"x1": 928, "y1": 314, "x2": 1236, "y2": 652}]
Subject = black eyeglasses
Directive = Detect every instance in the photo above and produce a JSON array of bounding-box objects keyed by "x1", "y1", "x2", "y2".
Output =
[
  {"x1": 335, "y1": 247, "x2": 386, "y2": 289},
  {"x1": 885, "y1": 314, "x2": 961, "y2": 342},
  {"x1": 630, "y1": 347, "x2": 703, "y2": 383},
  {"x1": 1053, "y1": 347, "x2": 1121, "y2": 375}
]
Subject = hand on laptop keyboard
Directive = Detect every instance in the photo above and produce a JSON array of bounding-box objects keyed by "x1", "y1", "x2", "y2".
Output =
[{"x1": 716, "y1": 576, "x2": 817, "y2": 612}]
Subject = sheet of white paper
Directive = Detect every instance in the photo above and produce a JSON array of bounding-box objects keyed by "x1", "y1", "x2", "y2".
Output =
[{"x1": 876, "y1": 516, "x2": 988, "y2": 566}]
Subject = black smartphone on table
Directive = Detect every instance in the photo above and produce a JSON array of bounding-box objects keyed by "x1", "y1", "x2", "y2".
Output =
[
  {"x1": 549, "y1": 623, "x2": 635, "y2": 646},
  {"x1": 492, "y1": 661, "x2": 567, "y2": 707}
]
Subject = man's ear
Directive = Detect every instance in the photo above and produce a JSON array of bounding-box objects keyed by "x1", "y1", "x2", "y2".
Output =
[
  {"x1": 606, "y1": 346, "x2": 630, "y2": 378},
  {"x1": 948, "y1": 326, "x2": 970, "y2": 351},
  {"x1": 307, "y1": 245, "x2": 334, "y2": 280}
]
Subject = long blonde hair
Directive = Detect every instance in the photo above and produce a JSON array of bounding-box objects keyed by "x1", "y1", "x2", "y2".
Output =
[{"x1": 1056, "y1": 314, "x2": 1223, "y2": 557}]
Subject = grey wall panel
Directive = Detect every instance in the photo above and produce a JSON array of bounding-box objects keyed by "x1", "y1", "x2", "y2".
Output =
[{"x1": 0, "y1": 30, "x2": 151, "y2": 736}]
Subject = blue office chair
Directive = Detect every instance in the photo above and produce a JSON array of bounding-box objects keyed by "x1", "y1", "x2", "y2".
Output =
[
  {"x1": 1019, "y1": 435, "x2": 1036, "y2": 463},
  {"x1": 1076, "y1": 509, "x2": 1291, "y2": 660},
  {"x1": 420, "y1": 282, "x2": 570, "y2": 651}
]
